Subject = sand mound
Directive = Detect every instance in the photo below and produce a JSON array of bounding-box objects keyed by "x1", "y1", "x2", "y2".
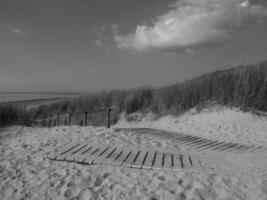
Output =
[
  {"x1": 0, "y1": 122, "x2": 267, "y2": 199},
  {"x1": 115, "y1": 107, "x2": 267, "y2": 146}
]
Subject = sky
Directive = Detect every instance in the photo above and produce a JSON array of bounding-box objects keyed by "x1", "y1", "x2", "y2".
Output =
[{"x1": 0, "y1": 0, "x2": 267, "y2": 92}]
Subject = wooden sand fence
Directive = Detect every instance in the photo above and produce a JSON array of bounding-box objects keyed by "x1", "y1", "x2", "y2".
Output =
[{"x1": 34, "y1": 107, "x2": 113, "y2": 128}]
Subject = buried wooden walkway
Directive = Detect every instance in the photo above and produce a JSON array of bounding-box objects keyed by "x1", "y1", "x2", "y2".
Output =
[
  {"x1": 114, "y1": 128, "x2": 265, "y2": 153},
  {"x1": 48, "y1": 133, "x2": 267, "y2": 176},
  {"x1": 48, "y1": 141, "x2": 208, "y2": 171},
  {"x1": 48, "y1": 140, "x2": 267, "y2": 176}
]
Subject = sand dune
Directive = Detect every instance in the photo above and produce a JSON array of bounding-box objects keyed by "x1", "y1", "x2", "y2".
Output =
[
  {"x1": 1, "y1": 107, "x2": 267, "y2": 199},
  {"x1": 115, "y1": 107, "x2": 267, "y2": 146}
]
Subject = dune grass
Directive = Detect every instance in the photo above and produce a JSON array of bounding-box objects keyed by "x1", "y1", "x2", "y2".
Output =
[
  {"x1": 1, "y1": 61, "x2": 266, "y2": 126},
  {"x1": 0, "y1": 104, "x2": 33, "y2": 126}
]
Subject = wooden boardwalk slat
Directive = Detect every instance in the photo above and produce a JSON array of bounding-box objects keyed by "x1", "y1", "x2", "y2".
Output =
[
  {"x1": 65, "y1": 144, "x2": 88, "y2": 162},
  {"x1": 122, "y1": 148, "x2": 140, "y2": 167},
  {"x1": 50, "y1": 142, "x2": 81, "y2": 160},
  {"x1": 219, "y1": 143, "x2": 241, "y2": 151},
  {"x1": 90, "y1": 145, "x2": 112, "y2": 164},
  {"x1": 173, "y1": 153, "x2": 182, "y2": 169},
  {"x1": 173, "y1": 137, "x2": 205, "y2": 146},
  {"x1": 172, "y1": 135, "x2": 194, "y2": 142},
  {"x1": 152, "y1": 151, "x2": 163, "y2": 169},
  {"x1": 142, "y1": 150, "x2": 156, "y2": 169},
  {"x1": 96, "y1": 146, "x2": 117, "y2": 164},
  {"x1": 194, "y1": 140, "x2": 220, "y2": 149},
  {"x1": 212, "y1": 142, "x2": 234, "y2": 151},
  {"x1": 177, "y1": 137, "x2": 209, "y2": 146},
  {"x1": 56, "y1": 142, "x2": 86, "y2": 161},
  {"x1": 74, "y1": 145, "x2": 95, "y2": 163},
  {"x1": 181, "y1": 153, "x2": 193, "y2": 168},
  {"x1": 89, "y1": 145, "x2": 111, "y2": 164},
  {"x1": 163, "y1": 152, "x2": 173, "y2": 169},
  {"x1": 112, "y1": 148, "x2": 132, "y2": 166},
  {"x1": 83, "y1": 146, "x2": 103, "y2": 164},
  {"x1": 104, "y1": 146, "x2": 125, "y2": 166},
  {"x1": 131, "y1": 149, "x2": 149, "y2": 168},
  {"x1": 200, "y1": 141, "x2": 227, "y2": 150}
]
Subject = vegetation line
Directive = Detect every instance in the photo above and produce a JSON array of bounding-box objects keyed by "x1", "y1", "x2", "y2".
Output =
[{"x1": 0, "y1": 61, "x2": 266, "y2": 126}]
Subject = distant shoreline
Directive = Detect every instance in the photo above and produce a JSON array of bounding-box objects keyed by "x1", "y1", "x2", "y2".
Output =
[
  {"x1": 0, "y1": 95, "x2": 80, "y2": 109},
  {"x1": 0, "y1": 97, "x2": 67, "y2": 104},
  {"x1": 0, "y1": 92, "x2": 81, "y2": 95}
]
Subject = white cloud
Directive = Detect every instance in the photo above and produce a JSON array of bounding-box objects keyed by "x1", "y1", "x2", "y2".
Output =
[
  {"x1": 11, "y1": 28, "x2": 28, "y2": 38},
  {"x1": 114, "y1": 0, "x2": 267, "y2": 53},
  {"x1": 94, "y1": 39, "x2": 103, "y2": 47},
  {"x1": 93, "y1": 24, "x2": 119, "y2": 48}
]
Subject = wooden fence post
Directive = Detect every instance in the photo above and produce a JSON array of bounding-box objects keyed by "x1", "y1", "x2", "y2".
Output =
[
  {"x1": 68, "y1": 113, "x2": 71, "y2": 126},
  {"x1": 48, "y1": 118, "x2": 51, "y2": 128},
  {"x1": 84, "y1": 111, "x2": 88, "y2": 126},
  {"x1": 107, "y1": 108, "x2": 112, "y2": 128},
  {"x1": 64, "y1": 115, "x2": 67, "y2": 126},
  {"x1": 42, "y1": 119, "x2": 45, "y2": 127},
  {"x1": 57, "y1": 114, "x2": 60, "y2": 126}
]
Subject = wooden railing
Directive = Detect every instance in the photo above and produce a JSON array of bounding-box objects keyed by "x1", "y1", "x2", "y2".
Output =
[{"x1": 34, "y1": 107, "x2": 113, "y2": 128}]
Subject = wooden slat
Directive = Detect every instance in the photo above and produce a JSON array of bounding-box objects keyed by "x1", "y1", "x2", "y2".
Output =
[
  {"x1": 219, "y1": 143, "x2": 240, "y2": 151},
  {"x1": 121, "y1": 148, "x2": 140, "y2": 167},
  {"x1": 83, "y1": 146, "x2": 103, "y2": 164},
  {"x1": 173, "y1": 153, "x2": 182, "y2": 169},
  {"x1": 178, "y1": 137, "x2": 209, "y2": 146},
  {"x1": 172, "y1": 135, "x2": 194, "y2": 142},
  {"x1": 141, "y1": 150, "x2": 156, "y2": 169},
  {"x1": 90, "y1": 145, "x2": 112, "y2": 164},
  {"x1": 131, "y1": 149, "x2": 149, "y2": 168},
  {"x1": 163, "y1": 152, "x2": 173, "y2": 169},
  {"x1": 152, "y1": 151, "x2": 163, "y2": 169},
  {"x1": 212, "y1": 142, "x2": 233, "y2": 151},
  {"x1": 187, "y1": 152, "x2": 205, "y2": 171},
  {"x1": 56, "y1": 142, "x2": 86, "y2": 161},
  {"x1": 172, "y1": 152, "x2": 193, "y2": 169},
  {"x1": 103, "y1": 146, "x2": 125, "y2": 166},
  {"x1": 123, "y1": 150, "x2": 140, "y2": 168},
  {"x1": 74, "y1": 145, "x2": 95, "y2": 163},
  {"x1": 180, "y1": 153, "x2": 191, "y2": 168},
  {"x1": 65, "y1": 144, "x2": 88, "y2": 162},
  {"x1": 200, "y1": 141, "x2": 227, "y2": 150},
  {"x1": 118, "y1": 147, "x2": 136, "y2": 166},
  {"x1": 194, "y1": 140, "x2": 221, "y2": 149},
  {"x1": 50, "y1": 142, "x2": 81, "y2": 160},
  {"x1": 94, "y1": 146, "x2": 118, "y2": 164}
]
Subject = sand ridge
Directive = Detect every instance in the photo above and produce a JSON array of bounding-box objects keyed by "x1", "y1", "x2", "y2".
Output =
[{"x1": 1, "y1": 121, "x2": 267, "y2": 199}]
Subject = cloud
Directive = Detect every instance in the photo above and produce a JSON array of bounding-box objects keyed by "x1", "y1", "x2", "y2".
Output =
[
  {"x1": 92, "y1": 24, "x2": 119, "y2": 48},
  {"x1": 11, "y1": 28, "x2": 28, "y2": 38},
  {"x1": 114, "y1": 0, "x2": 267, "y2": 53},
  {"x1": 94, "y1": 39, "x2": 103, "y2": 47}
]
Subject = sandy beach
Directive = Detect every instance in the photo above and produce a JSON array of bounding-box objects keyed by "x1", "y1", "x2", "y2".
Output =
[{"x1": 1, "y1": 107, "x2": 267, "y2": 200}]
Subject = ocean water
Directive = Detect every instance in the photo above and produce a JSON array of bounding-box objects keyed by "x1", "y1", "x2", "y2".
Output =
[{"x1": 0, "y1": 93, "x2": 80, "y2": 103}]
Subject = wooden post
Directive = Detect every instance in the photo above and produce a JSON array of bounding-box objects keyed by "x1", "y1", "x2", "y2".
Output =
[
  {"x1": 48, "y1": 118, "x2": 51, "y2": 128},
  {"x1": 42, "y1": 119, "x2": 45, "y2": 127},
  {"x1": 84, "y1": 112, "x2": 88, "y2": 126},
  {"x1": 68, "y1": 113, "x2": 71, "y2": 126},
  {"x1": 57, "y1": 114, "x2": 60, "y2": 126},
  {"x1": 64, "y1": 115, "x2": 67, "y2": 126},
  {"x1": 107, "y1": 108, "x2": 112, "y2": 128}
]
